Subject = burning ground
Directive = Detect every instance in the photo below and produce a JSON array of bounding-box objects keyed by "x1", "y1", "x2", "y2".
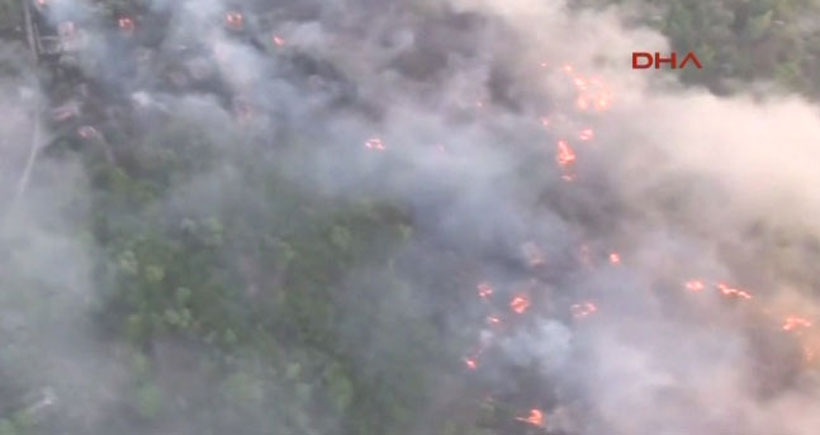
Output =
[{"x1": 1, "y1": 0, "x2": 820, "y2": 434}]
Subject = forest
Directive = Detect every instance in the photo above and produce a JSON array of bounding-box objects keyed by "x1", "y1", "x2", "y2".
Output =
[{"x1": 1, "y1": 0, "x2": 819, "y2": 434}]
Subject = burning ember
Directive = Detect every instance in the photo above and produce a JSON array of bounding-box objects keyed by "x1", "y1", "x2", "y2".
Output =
[
  {"x1": 225, "y1": 11, "x2": 244, "y2": 30},
  {"x1": 77, "y1": 125, "x2": 100, "y2": 140},
  {"x1": 516, "y1": 409, "x2": 544, "y2": 427},
  {"x1": 477, "y1": 282, "x2": 493, "y2": 299},
  {"x1": 487, "y1": 315, "x2": 501, "y2": 325},
  {"x1": 272, "y1": 35, "x2": 286, "y2": 46},
  {"x1": 464, "y1": 357, "x2": 478, "y2": 370},
  {"x1": 783, "y1": 316, "x2": 812, "y2": 331},
  {"x1": 685, "y1": 280, "x2": 705, "y2": 292},
  {"x1": 364, "y1": 137, "x2": 385, "y2": 151},
  {"x1": 578, "y1": 127, "x2": 594, "y2": 141},
  {"x1": 716, "y1": 282, "x2": 753, "y2": 300},
  {"x1": 555, "y1": 139, "x2": 576, "y2": 167},
  {"x1": 118, "y1": 17, "x2": 134, "y2": 34},
  {"x1": 510, "y1": 295, "x2": 530, "y2": 314},
  {"x1": 561, "y1": 65, "x2": 613, "y2": 112},
  {"x1": 571, "y1": 302, "x2": 597, "y2": 319},
  {"x1": 608, "y1": 252, "x2": 621, "y2": 264}
]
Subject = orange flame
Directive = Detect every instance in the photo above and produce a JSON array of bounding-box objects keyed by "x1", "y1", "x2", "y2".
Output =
[
  {"x1": 685, "y1": 280, "x2": 705, "y2": 292},
  {"x1": 555, "y1": 140, "x2": 576, "y2": 167},
  {"x1": 225, "y1": 11, "x2": 244, "y2": 30},
  {"x1": 783, "y1": 316, "x2": 812, "y2": 331},
  {"x1": 364, "y1": 137, "x2": 385, "y2": 151},
  {"x1": 464, "y1": 358, "x2": 478, "y2": 370},
  {"x1": 118, "y1": 17, "x2": 134, "y2": 33},
  {"x1": 272, "y1": 35, "x2": 286, "y2": 46},
  {"x1": 478, "y1": 282, "x2": 493, "y2": 299},
  {"x1": 571, "y1": 302, "x2": 597, "y2": 319},
  {"x1": 487, "y1": 315, "x2": 501, "y2": 325},
  {"x1": 510, "y1": 295, "x2": 531, "y2": 314},
  {"x1": 609, "y1": 252, "x2": 620, "y2": 264},
  {"x1": 578, "y1": 128, "x2": 594, "y2": 141},
  {"x1": 717, "y1": 283, "x2": 752, "y2": 300},
  {"x1": 516, "y1": 409, "x2": 544, "y2": 427}
]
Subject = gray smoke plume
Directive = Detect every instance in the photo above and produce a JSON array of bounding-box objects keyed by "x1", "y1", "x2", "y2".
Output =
[{"x1": 2, "y1": 0, "x2": 820, "y2": 434}]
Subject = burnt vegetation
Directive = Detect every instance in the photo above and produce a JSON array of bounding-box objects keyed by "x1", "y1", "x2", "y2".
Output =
[{"x1": 0, "y1": 0, "x2": 819, "y2": 435}]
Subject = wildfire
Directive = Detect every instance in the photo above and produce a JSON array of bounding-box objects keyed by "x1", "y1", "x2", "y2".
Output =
[
  {"x1": 571, "y1": 302, "x2": 597, "y2": 319},
  {"x1": 783, "y1": 316, "x2": 812, "y2": 331},
  {"x1": 716, "y1": 283, "x2": 753, "y2": 300},
  {"x1": 510, "y1": 295, "x2": 531, "y2": 314},
  {"x1": 225, "y1": 11, "x2": 244, "y2": 30},
  {"x1": 118, "y1": 17, "x2": 134, "y2": 34},
  {"x1": 685, "y1": 280, "x2": 705, "y2": 292},
  {"x1": 555, "y1": 139, "x2": 576, "y2": 167},
  {"x1": 77, "y1": 125, "x2": 100, "y2": 139},
  {"x1": 561, "y1": 64, "x2": 613, "y2": 112},
  {"x1": 516, "y1": 409, "x2": 544, "y2": 427},
  {"x1": 364, "y1": 137, "x2": 385, "y2": 151},
  {"x1": 464, "y1": 357, "x2": 478, "y2": 370},
  {"x1": 478, "y1": 282, "x2": 493, "y2": 299}
]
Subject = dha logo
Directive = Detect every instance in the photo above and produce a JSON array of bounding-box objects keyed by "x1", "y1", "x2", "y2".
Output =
[{"x1": 632, "y1": 52, "x2": 703, "y2": 70}]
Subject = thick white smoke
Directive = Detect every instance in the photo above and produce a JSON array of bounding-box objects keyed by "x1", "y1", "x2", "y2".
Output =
[{"x1": 3, "y1": 0, "x2": 820, "y2": 433}]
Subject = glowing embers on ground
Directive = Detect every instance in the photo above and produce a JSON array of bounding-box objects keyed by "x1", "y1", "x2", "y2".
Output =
[
  {"x1": 571, "y1": 302, "x2": 597, "y2": 319},
  {"x1": 364, "y1": 137, "x2": 385, "y2": 151},
  {"x1": 464, "y1": 357, "x2": 478, "y2": 370},
  {"x1": 555, "y1": 139, "x2": 576, "y2": 181},
  {"x1": 510, "y1": 294, "x2": 531, "y2": 314},
  {"x1": 516, "y1": 408, "x2": 545, "y2": 427},
  {"x1": 562, "y1": 64, "x2": 613, "y2": 112},
  {"x1": 77, "y1": 125, "x2": 101, "y2": 140},
  {"x1": 225, "y1": 11, "x2": 244, "y2": 31},
  {"x1": 118, "y1": 16, "x2": 135, "y2": 35},
  {"x1": 783, "y1": 316, "x2": 812, "y2": 331},
  {"x1": 555, "y1": 139, "x2": 576, "y2": 167},
  {"x1": 272, "y1": 34, "x2": 286, "y2": 47},
  {"x1": 717, "y1": 282, "x2": 753, "y2": 299},
  {"x1": 578, "y1": 127, "x2": 594, "y2": 141},
  {"x1": 684, "y1": 279, "x2": 753, "y2": 300},
  {"x1": 477, "y1": 282, "x2": 493, "y2": 299}
]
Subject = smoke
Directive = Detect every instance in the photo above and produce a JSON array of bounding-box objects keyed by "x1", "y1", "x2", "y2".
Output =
[{"x1": 4, "y1": 0, "x2": 820, "y2": 433}]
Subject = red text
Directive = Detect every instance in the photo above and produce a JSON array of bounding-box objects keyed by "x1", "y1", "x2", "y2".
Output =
[{"x1": 632, "y1": 52, "x2": 703, "y2": 70}]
